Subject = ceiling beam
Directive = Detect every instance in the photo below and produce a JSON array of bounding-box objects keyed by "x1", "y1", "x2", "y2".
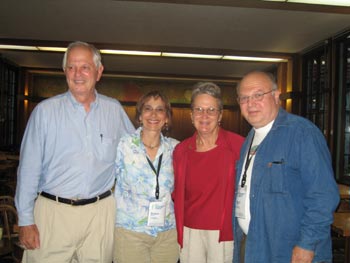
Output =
[
  {"x1": 115, "y1": 0, "x2": 350, "y2": 14},
  {"x1": 0, "y1": 38, "x2": 293, "y2": 60}
]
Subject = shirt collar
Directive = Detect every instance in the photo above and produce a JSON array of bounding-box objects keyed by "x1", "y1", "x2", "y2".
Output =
[
  {"x1": 66, "y1": 90, "x2": 99, "y2": 110},
  {"x1": 254, "y1": 120, "x2": 274, "y2": 135}
]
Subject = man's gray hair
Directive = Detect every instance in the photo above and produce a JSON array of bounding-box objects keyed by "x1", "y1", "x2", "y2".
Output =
[{"x1": 62, "y1": 41, "x2": 102, "y2": 70}]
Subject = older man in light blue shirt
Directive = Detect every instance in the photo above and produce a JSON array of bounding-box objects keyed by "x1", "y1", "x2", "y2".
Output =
[{"x1": 15, "y1": 41, "x2": 135, "y2": 263}]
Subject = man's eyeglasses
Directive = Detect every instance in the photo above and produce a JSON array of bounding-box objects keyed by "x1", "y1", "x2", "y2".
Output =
[
  {"x1": 192, "y1": 107, "x2": 221, "y2": 116},
  {"x1": 237, "y1": 90, "x2": 274, "y2": 104},
  {"x1": 142, "y1": 106, "x2": 166, "y2": 114}
]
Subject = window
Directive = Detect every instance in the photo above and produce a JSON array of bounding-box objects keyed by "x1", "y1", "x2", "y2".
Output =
[
  {"x1": 302, "y1": 41, "x2": 331, "y2": 141},
  {"x1": 0, "y1": 58, "x2": 18, "y2": 150},
  {"x1": 335, "y1": 32, "x2": 350, "y2": 183}
]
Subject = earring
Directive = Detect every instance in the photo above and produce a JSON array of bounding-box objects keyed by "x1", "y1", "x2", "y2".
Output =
[
  {"x1": 164, "y1": 122, "x2": 169, "y2": 132},
  {"x1": 139, "y1": 121, "x2": 143, "y2": 127}
]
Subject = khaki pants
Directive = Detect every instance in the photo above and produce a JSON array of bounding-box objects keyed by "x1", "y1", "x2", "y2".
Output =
[
  {"x1": 22, "y1": 195, "x2": 115, "y2": 263},
  {"x1": 180, "y1": 226, "x2": 233, "y2": 263},
  {"x1": 114, "y1": 227, "x2": 179, "y2": 263}
]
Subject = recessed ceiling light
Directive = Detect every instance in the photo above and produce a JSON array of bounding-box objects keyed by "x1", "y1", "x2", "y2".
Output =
[
  {"x1": 223, "y1": 55, "x2": 287, "y2": 62},
  {"x1": 37, "y1": 47, "x2": 67, "y2": 52},
  {"x1": 0, "y1": 44, "x2": 288, "y2": 62},
  {"x1": 100, "y1": 49, "x2": 161, "y2": 56},
  {"x1": 0, "y1": 45, "x2": 38, "y2": 51},
  {"x1": 162, "y1": 52, "x2": 223, "y2": 59}
]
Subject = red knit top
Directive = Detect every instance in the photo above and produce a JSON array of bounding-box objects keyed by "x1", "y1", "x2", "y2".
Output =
[
  {"x1": 172, "y1": 128, "x2": 244, "y2": 247},
  {"x1": 184, "y1": 146, "x2": 227, "y2": 229}
]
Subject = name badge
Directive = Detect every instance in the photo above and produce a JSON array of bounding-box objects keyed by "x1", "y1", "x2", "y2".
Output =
[
  {"x1": 147, "y1": 201, "x2": 166, "y2": 227},
  {"x1": 235, "y1": 185, "x2": 247, "y2": 219}
]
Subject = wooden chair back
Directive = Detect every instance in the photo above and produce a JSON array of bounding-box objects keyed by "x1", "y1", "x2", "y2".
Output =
[{"x1": 0, "y1": 204, "x2": 19, "y2": 240}]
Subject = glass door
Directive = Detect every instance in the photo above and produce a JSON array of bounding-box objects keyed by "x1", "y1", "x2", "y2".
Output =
[
  {"x1": 345, "y1": 52, "x2": 350, "y2": 176},
  {"x1": 335, "y1": 34, "x2": 350, "y2": 182},
  {"x1": 302, "y1": 42, "x2": 331, "y2": 140},
  {"x1": 0, "y1": 59, "x2": 18, "y2": 151}
]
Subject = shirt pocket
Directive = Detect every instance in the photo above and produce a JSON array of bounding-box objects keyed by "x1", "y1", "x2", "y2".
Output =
[
  {"x1": 99, "y1": 135, "x2": 118, "y2": 162},
  {"x1": 266, "y1": 159, "x2": 286, "y2": 193}
]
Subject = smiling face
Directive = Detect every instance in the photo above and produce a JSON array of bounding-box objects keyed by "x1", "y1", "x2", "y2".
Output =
[
  {"x1": 191, "y1": 93, "x2": 222, "y2": 136},
  {"x1": 64, "y1": 46, "x2": 104, "y2": 100},
  {"x1": 139, "y1": 97, "x2": 168, "y2": 133},
  {"x1": 237, "y1": 72, "x2": 280, "y2": 129}
]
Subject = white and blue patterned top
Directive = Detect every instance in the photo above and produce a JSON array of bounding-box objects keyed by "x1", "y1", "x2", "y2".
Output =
[{"x1": 114, "y1": 127, "x2": 179, "y2": 236}]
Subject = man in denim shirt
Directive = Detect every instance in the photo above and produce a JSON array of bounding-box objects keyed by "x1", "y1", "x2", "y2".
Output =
[{"x1": 233, "y1": 71, "x2": 339, "y2": 263}]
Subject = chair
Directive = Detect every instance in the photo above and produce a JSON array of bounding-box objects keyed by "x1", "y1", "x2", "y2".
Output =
[
  {"x1": 0, "y1": 204, "x2": 21, "y2": 262},
  {"x1": 0, "y1": 196, "x2": 17, "y2": 240},
  {"x1": 0, "y1": 204, "x2": 18, "y2": 240}
]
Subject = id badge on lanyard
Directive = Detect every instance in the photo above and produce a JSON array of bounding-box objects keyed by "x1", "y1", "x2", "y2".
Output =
[
  {"x1": 146, "y1": 153, "x2": 165, "y2": 227},
  {"x1": 236, "y1": 134, "x2": 255, "y2": 219},
  {"x1": 147, "y1": 200, "x2": 166, "y2": 226},
  {"x1": 235, "y1": 185, "x2": 247, "y2": 219}
]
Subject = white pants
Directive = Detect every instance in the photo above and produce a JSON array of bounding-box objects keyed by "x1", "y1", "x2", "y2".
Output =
[
  {"x1": 22, "y1": 195, "x2": 115, "y2": 263},
  {"x1": 180, "y1": 226, "x2": 234, "y2": 263}
]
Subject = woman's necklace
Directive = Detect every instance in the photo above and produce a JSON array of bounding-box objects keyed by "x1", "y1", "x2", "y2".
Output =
[
  {"x1": 143, "y1": 141, "x2": 160, "y2": 149},
  {"x1": 141, "y1": 130, "x2": 160, "y2": 149}
]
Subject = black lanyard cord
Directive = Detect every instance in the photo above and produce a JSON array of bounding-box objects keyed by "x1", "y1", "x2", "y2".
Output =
[
  {"x1": 146, "y1": 154, "x2": 163, "y2": 200},
  {"x1": 241, "y1": 133, "x2": 255, "y2": 188}
]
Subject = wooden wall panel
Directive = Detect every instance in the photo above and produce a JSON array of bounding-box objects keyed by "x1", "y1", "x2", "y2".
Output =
[
  {"x1": 123, "y1": 106, "x2": 245, "y2": 141},
  {"x1": 169, "y1": 108, "x2": 195, "y2": 141},
  {"x1": 17, "y1": 71, "x2": 246, "y2": 143}
]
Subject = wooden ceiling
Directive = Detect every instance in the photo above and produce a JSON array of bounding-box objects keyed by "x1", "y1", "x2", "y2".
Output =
[{"x1": 1, "y1": 0, "x2": 349, "y2": 79}]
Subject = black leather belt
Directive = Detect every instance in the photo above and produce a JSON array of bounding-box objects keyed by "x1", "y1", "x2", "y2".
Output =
[{"x1": 40, "y1": 190, "x2": 112, "y2": 206}]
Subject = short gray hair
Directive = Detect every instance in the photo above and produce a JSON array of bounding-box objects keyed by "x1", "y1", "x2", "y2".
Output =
[
  {"x1": 62, "y1": 41, "x2": 102, "y2": 70},
  {"x1": 191, "y1": 82, "x2": 223, "y2": 110}
]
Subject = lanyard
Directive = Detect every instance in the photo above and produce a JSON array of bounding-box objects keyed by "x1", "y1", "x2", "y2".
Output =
[
  {"x1": 146, "y1": 154, "x2": 163, "y2": 200},
  {"x1": 241, "y1": 133, "x2": 255, "y2": 188}
]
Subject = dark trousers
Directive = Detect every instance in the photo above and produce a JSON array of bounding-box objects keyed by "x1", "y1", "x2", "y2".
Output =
[{"x1": 240, "y1": 234, "x2": 246, "y2": 263}]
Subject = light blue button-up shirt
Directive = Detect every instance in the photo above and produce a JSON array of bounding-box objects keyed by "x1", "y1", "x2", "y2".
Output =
[{"x1": 15, "y1": 91, "x2": 135, "y2": 226}]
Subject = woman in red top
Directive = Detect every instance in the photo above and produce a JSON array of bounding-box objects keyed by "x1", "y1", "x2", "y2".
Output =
[{"x1": 172, "y1": 82, "x2": 244, "y2": 263}]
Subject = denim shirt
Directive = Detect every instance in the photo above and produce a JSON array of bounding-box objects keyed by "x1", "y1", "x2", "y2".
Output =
[{"x1": 233, "y1": 108, "x2": 339, "y2": 263}]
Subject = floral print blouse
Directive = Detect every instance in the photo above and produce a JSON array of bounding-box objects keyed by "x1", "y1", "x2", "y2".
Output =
[{"x1": 114, "y1": 127, "x2": 179, "y2": 236}]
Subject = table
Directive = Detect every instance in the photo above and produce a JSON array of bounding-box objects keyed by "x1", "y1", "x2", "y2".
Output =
[
  {"x1": 332, "y1": 212, "x2": 350, "y2": 263},
  {"x1": 338, "y1": 184, "x2": 350, "y2": 199}
]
